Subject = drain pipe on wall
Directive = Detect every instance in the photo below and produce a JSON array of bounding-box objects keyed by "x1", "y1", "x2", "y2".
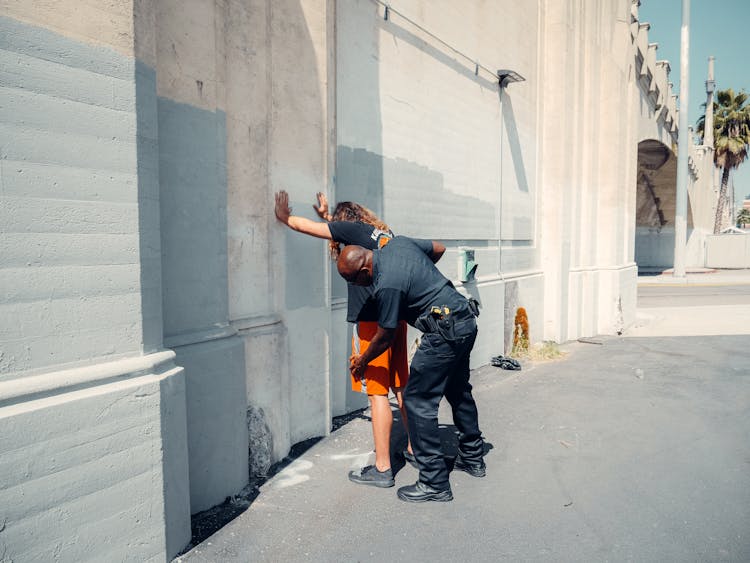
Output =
[{"x1": 673, "y1": 0, "x2": 690, "y2": 278}]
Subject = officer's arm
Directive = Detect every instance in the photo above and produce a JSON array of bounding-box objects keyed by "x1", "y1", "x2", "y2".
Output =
[
  {"x1": 275, "y1": 190, "x2": 333, "y2": 239},
  {"x1": 350, "y1": 326, "x2": 396, "y2": 377},
  {"x1": 430, "y1": 241, "x2": 446, "y2": 263},
  {"x1": 359, "y1": 326, "x2": 396, "y2": 364}
]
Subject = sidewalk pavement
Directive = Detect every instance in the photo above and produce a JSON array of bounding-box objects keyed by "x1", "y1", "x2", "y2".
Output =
[
  {"x1": 630, "y1": 268, "x2": 750, "y2": 337},
  {"x1": 637, "y1": 267, "x2": 750, "y2": 286},
  {"x1": 177, "y1": 273, "x2": 750, "y2": 563}
]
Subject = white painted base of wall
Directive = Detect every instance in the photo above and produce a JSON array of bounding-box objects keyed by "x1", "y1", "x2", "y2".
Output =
[
  {"x1": 567, "y1": 264, "x2": 637, "y2": 339},
  {"x1": 706, "y1": 234, "x2": 750, "y2": 268},
  {"x1": 0, "y1": 352, "x2": 191, "y2": 561}
]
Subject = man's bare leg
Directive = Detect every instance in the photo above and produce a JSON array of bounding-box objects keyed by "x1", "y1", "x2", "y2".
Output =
[
  {"x1": 369, "y1": 394, "x2": 393, "y2": 471},
  {"x1": 392, "y1": 387, "x2": 413, "y2": 455}
]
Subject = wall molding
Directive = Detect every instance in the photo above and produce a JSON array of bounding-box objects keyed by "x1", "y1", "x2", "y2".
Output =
[
  {"x1": 0, "y1": 350, "x2": 178, "y2": 407},
  {"x1": 230, "y1": 313, "x2": 284, "y2": 336},
  {"x1": 164, "y1": 324, "x2": 238, "y2": 349}
]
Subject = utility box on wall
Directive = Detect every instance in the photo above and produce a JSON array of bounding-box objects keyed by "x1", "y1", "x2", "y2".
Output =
[{"x1": 458, "y1": 248, "x2": 478, "y2": 282}]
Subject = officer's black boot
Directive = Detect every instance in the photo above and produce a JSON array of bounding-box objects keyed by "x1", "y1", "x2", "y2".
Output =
[
  {"x1": 397, "y1": 481, "x2": 453, "y2": 502},
  {"x1": 453, "y1": 454, "x2": 486, "y2": 477}
]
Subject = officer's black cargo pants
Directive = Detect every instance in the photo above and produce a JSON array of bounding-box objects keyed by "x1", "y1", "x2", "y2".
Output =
[{"x1": 405, "y1": 313, "x2": 483, "y2": 491}]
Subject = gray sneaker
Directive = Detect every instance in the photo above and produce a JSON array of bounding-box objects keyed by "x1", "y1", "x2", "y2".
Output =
[{"x1": 348, "y1": 465, "x2": 395, "y2": 488}]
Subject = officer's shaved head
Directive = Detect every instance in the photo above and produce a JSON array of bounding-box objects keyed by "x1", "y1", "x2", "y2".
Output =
[{"x1": 337, "y1": 245, "x2": 373, "y2": 286}]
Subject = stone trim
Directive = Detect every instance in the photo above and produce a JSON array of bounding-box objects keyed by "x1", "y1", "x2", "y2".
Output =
[{"x1": 0, "y1": 350, "x2": 177, "y2": 407}]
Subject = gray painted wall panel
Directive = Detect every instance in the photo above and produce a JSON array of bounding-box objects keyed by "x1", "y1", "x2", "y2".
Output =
[
  {"x1": 1, "y1": 123, "x2": 137, "y2": 172},
  {"x1": 0, "y1": 233, "x2": 139, "y2": 267},
  {"x1": 0, "y1": 160, "x2": 137, "y2": 203},
  {"x1": 177, "y1": 336, "x2": 248, "y2": 513},
  {"x1": 135, "y1": 62, "x2": 164, "y2": 354},
  {"x1": 500, "y1": 92, "x2": 536, "y2": 241},
  {"x1": 0, "y1": 85, "x2": 136, "y2": 139},
  {"x1": 155, "y1": 91, "x2": 247, "y2": 514},
  {"x1": 0, "y1": 326, "x2": 141, "y2": 378},
  {"x1": 0, "y1": 15, "x2": 190, "y2": 560},
  {"x1": 0, "y1": 197, "x2": 138, "y2": 234},
  {"x1": 1, "y1": 264, "x2": 139, "y2": 303},
  {"x1": 0, "y1": 301, "x2": 141, "y2": 377},
  {"x1": 284, "y1": 227, "x2": 326, "y2": 310},
  {"x1": 0, "y1": 48, "x2": 134, "y2": 111},
  {"x1": 10, "y1": 472, "x2": 164, "y2": 563},
  {"x1": 241, "y1": 325, "x2": 291, "y2": 470},
  {"x1": 158, "y1": 364, "x2": 192, "y2": 556},
  {"x1": 284, "y1": 309, "x2": 330, "y2": 443},
  {"x1": 158, "y1": 98, "x2": 229, "y2": 336},
  {"x1": 1, "y1": 295, "x2": 140, "y2": 342},
  {"x1": 0, "y1": 375, "x2": 177, "y2": 562},
  {"x1": 0, "y1": 16, "x2": 134, "y2": 80}
]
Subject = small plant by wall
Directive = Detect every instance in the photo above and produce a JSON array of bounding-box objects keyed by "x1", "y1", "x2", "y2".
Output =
[
  {"x1": 509, "y1": 306, "x2": 566, "y2": 362},
  {"x1": 512, "y1": 307, "x2": 529, "y2": 357}
]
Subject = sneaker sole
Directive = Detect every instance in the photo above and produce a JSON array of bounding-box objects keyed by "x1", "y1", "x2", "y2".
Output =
[
  {"x1": 348, "y1": 474, "x2": 395, "y2": 488},
  {"x1": 396, "y1": 489, "x2": 453, "y2": 502}
]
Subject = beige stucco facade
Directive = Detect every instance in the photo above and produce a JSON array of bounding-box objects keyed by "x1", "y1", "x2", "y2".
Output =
[{"x1": 0, "y1": 0, "x2": 721, "y2": 559}]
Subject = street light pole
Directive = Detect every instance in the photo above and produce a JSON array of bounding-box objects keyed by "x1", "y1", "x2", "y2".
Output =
[{"x1": 673, "y1": 0, "x2": 690, "y2": 278}]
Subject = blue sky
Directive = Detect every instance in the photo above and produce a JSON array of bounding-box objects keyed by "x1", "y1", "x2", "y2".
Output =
[{"x1": 639, "y1": 0, "x2": 750, "y2": 204}]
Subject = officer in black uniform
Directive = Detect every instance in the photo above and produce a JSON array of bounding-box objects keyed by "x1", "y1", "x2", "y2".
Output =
[{"x1": 337, "y1": 237, "x2": 485, "y2": 503}]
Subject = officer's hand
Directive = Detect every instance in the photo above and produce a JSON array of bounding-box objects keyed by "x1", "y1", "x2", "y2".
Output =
[{"x1": 349, "y1": 354, "x2": 365, "y2": 378}]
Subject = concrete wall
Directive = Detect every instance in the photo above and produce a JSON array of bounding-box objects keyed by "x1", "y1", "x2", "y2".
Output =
[
  {"x1": 335, "y1": 0, "x2": 542, "y2": 364},
  {"x1": 150, "y1": 0, "x2": 248, "y2": 514},
  {"x1": 0, "y1": 5, "x2": 191, "y2": 560},
  {"x1": 539, "y1": 0, "x2": 639, "y2": 342},
  {"x1": 706, "y1": 235, "x2": 750, "y2": 268},
  {"x1": 223, "y1": 0, "x2": 335, "y2": 449}
]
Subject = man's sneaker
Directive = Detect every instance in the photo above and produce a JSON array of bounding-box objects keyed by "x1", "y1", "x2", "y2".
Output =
[
  {"x1": 348, "y1": 465, "x2": 394, "y2": 488},
  {"x1": 402, "y1": 450, "x2": 417, "y2": 468},
  {"x1": 453, "y1": 455, "x2": 486, "y2": 477},
  {"x1": 397, "y1": 481, "x2": 453, "y2": 503}
]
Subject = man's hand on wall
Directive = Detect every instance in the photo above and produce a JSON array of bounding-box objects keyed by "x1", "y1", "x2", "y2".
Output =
[
  {"x1": 274, "y1": 190, "x2": 292, "y2": 224},
  {"x1": 313, "y1": 192, "x2": 332, "y2": 222}
]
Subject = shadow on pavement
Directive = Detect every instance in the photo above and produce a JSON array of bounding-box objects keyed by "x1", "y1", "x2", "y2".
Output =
[
  {"x1": 390, "y1": 406, "x2": 494, "y2": 477},
  {"x1": 183, "y1": 407, "x2": 371, "y2": 555}
]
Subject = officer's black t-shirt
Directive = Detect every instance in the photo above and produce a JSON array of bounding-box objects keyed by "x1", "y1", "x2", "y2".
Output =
[
  {"x1": 372, "y1": 236, "x2": 466, "y2": 329},
  {"x1": 327, "y1": 221, "x2": 393, "y2": 322}
]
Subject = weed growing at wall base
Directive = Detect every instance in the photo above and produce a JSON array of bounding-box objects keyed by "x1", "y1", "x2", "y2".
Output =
[{"x1": 512, "y1": 341, "x2": 566, "y2": 362}]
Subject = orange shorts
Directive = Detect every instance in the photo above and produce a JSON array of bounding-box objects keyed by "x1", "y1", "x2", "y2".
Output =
[{"x1": 351, "y1": 320, "x2": 409, "y2": 396}]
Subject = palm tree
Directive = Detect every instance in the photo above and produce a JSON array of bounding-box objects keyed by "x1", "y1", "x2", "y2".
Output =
[
  {"x1": 737, "y1": 208, "x2": 750, "y2": 228},
  {"x1": 697, "y1": 89, "x2": 750, "y2": 234}
]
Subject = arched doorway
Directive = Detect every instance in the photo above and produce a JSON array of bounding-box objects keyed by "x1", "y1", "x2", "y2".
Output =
[{"x1": 634, "y1": 139, "x2": 693, "y2": 270}]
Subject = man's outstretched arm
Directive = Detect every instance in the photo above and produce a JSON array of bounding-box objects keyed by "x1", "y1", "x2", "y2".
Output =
[{"x1": 274, "y1": 190, "x2": 332, "y2": 239}]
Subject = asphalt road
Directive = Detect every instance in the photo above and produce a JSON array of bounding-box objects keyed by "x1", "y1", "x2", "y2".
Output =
[
  {"x1": 628, "y1": 277, "x2": 750, "y2": 338},
  {"x1": 638, "y1": 283, "x2": 750, "y2": 308}
]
